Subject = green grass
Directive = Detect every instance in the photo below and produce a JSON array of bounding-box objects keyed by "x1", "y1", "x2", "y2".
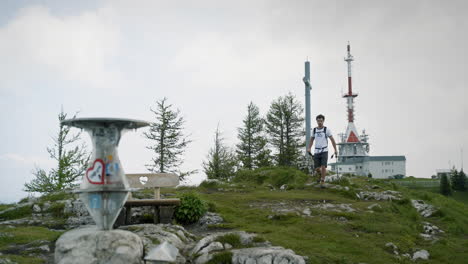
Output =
[
  {"x1": 40, "y1": 191, "x2": 74, "y2": 202},
  {"x1": 163, "y1": 172, "x2": 468, "y2": 264},
  {"x1": 0, "y1": 204, "x2": 14, "y2": 211},
  {"x1": 206, "y1": 251, "x2": 232, "y2": 264},
  {"x1": 0, "y1": 204, "x2": 32, "y2": 220},
  {"x1": 215, "y1": 233, "x2": 243, "y2": 248},
  {"x1": 0, "y1": 226, "x2": 63, "y2": 251},
  {"x1": 0, "y1": 254, "x2": 45, "y2": 264}
]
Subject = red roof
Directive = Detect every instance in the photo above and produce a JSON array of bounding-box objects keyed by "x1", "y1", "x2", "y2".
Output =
[{"x1": 347, "y1": 131, "x2": 360, "y2": 142}]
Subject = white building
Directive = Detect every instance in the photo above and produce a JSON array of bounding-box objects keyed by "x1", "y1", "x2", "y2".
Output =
[
  {"x1": 432, "y1": 169, "x2": 452, "y2": 179},
  {"x1": 330, "y1": 156, "x2": 406, "y2": 179}
]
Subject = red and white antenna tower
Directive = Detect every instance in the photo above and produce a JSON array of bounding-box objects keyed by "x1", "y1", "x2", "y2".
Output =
[
  {"x1": 342, "y1": 42, "x2": 361, "y2": 143},
  {"x1": 344, "y1": 42, "x2": 358, "y2": 123}
]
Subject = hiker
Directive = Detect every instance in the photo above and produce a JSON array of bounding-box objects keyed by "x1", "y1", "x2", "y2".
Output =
[{"x1": 307, "y1": 114, "x2": 338, "y2": 187}]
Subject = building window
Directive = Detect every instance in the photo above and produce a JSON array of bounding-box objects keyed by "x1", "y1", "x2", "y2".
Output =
[{"x1": 339, "y1": 168, "x2": 342, "y2": 171}]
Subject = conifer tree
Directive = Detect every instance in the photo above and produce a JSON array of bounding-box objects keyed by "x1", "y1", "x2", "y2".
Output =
[
  {"x1": 459, "y1": 169, "x2": 467, "y2": 191},
  {"x1": 265, "y1": 93, "x2": 305, "y2": 166},
  {"x1": 203, "y1": 125, "x2": 237, "y2": 180},
  {"x1": 24, "y1": 110, "x2": 90, "y2": 193},
  {"x1": 440, "y1": 173, "x2": 452, "y2": 196},
  {"x1": 144, "y1": 98, "x2": 193, "y2": 180},
  {"x1": 451, "y1": 168, "x2": 467, "y2": 191},
  {"x1": 236, "y1": 102, "x2": 271, "y2": 169}
]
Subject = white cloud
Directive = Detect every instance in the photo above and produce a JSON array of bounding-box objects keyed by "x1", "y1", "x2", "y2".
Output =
[
  {"x1": 0, "y1": 153, "x2": 54, "y2": 168},
  {"x1": 0, "y1": 5, "x2": 122, "y2": 94}
]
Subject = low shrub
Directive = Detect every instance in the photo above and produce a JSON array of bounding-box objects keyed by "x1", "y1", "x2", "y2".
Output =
[
  {"x1": 215, "y1": 233, "x2": 242, "y2": 248},
  {"x1": 0, "y1": 205, "x2": 32, "y2": 220},
  {"x1": 233, "y1": 167, "x2": 308, "y2": 189},
  {"x1": 206, "y1": 251, "x2": 233, "y2": 264},
  {"x1": 174, "y1": 192, "x2": 207, "y2": 224},
  {"x1": 41, "y1": 192, "x2": 73, "y2": 202},
  {"x1": 198, "y1": 180, "x2": 218, "y2": 189},
  {"x1": 207, "y1": 202, "x2": 217, "y2": 212},
  {"x1": 47, "y1": 203, "x2": 65, "y2": 218}
]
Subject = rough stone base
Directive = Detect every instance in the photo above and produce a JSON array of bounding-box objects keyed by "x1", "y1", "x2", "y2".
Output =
[{"x1": 55, "y1": 226, "x2": 144, "y2": 264}]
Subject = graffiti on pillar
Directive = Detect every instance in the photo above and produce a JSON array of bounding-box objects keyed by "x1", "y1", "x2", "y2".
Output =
[
  {"x1": 86, "y1": 159, "x2": 105, "y2": 184},
  {"x1": 89, "y1": 193, "x2": 102, "y2": 209},
  {"x1": 104, "y1": 155, "x2": 120, "y2": 183}
]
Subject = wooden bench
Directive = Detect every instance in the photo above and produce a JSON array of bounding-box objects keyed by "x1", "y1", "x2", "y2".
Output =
[{"x1": 121, "y1": 173, "x2": 180, "y2": 225}]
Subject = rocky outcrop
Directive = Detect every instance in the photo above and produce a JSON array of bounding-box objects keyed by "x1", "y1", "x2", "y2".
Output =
[
  {"x1": 385, "y1": 242, "x2": 430, "y2": 261},
  {"x1": 190, "y1": 231, "x2": 305, "y2": 264},
  {"x1": 63, "y1": 199, "x2": 95, "y2": 228},
  {"x1": 420, "y1": 222, "x2": 444, "y2": 242},
  {"x1": 412, "y1": 249, "x2": 430, "y2": 261},
  {"x1": 231, "y1": 247, "x2": 306, "y2": 264},
  {"x1": 55, "y1": 226, "x2": 144, "y2": 264},
  {"x1": 411, "y1": 200, "x2": 437, "y2": 217},
  {"x1": 119, "y1": 224, "x2": 196, "y2": 251},
  {"x1": 356, "y1": 190, "x2": 402, "y2": 201}
]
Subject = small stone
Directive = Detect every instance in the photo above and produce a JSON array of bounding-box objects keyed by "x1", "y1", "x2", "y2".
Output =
[
  {"x1": 302, "y1": 208, "x2": 311, "y2": 216},
  {"x1": 199, "y1": 241, "x2": 224, "y2": 254},
  {"x1": 38, "y1": 245, "x2": 50, "y2": 252},
  {"x1": 385, "y1": 242, "x2": 398, "y2": 251},
  {"x1": 224, "y1": 243, "x2": 232, "y2": 249},
  {"x1": 367, "y1": 203, "x2": 381, "y2": 210},
  {"x1": 412, "y1": 249, "x2": 430, "y2": 260},
  {"x1": 32, "y1": 204, "x2": 41, "y2": 213}
]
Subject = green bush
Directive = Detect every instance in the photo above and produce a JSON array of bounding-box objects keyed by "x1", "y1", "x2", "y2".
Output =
[
  {"x1": 41, "y1": 191, "x2": 73, "y2": 202},
  {"x1": 215, "y1": 233, "x2": 242, "y2": 248},
  {"x1": 0, "y1": 205, "x2": 32, "y2": 220},
  {"x1": 206, "y1": 251, "x2": 232, "y2": 264},
  {"x1": 199, "y1": 180, "x2": 221, "y2": 189},
  {"x1": 233, "y1": 167, "x2": 308, "y2": 189},
  {"x1": 174, "y1": 192, "x2": 207, "y2": 224},
  {"x1": 207, "y1": 202, "x2": 217, "y2": 212},
  {"x1": 47, "y1": 203, "x2": 65, "y2": 218}
]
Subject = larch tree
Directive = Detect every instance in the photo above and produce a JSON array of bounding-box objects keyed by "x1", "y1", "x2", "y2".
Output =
[
  {"x1": 265, "y1": 93, "x2": 305, "y2": 166},
  {"x1": 24, "y1": 110, "x2": 90, "y2": 193},
  {"x1": 144, "y1": 98, "x2": 193, "y2": 180},
  {"x1": 203, "y1": 125, "x2": 237, "y2": 181},
  {"x1": 236, "y1": 102, "x2": 271, "y2": 169}
]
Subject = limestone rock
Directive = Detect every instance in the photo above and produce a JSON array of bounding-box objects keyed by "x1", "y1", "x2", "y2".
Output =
[
  {"x1": 190, "y1": 231, "x2": 254, "y2": 256},
  {"x1": 199, "y1": 241, "x2": 224, "y2": 254},
  {"x1": 411, "y1": 200, "x2": 437, "y2": 217},
  {"x1": 357, "y1": 190, "x2": 402, "y2": 201},
  {"x1": 32, "y1": 204, "x2": 41, "y2": 213},
  {"x1": 119, "y1": 224, "x2": 196, "y2": 251},
  {"x1": 231, "y1": 247, "x2": 306, "y2": 264},
  {"x1": 367, "y1": 203, "x2": 382, "y2": 210},
  {"x1": 55, "y1": 226, "x2": 144, "y2": 264},
  {"x1": 198, "y1": 212, "x2": 224, "y2": 227},
  {"x1": 311, "y1": 203, "x2": 355, "y2": 213},
  {"x1": 412, "y1": 249, "x2": 430, "y2": 261}
]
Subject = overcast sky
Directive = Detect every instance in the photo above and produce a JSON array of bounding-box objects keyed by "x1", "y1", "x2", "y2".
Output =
[{"x1": 1, "y1": 0, "x2": 467, "y2": 203}]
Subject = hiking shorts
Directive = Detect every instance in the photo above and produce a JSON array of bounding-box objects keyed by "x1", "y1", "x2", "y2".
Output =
[{"x1": 314, "y1": 151, "x2": 328, "y2": 168}]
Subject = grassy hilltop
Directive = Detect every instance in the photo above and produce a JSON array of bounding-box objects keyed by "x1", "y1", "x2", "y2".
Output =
[
  {"x1": 173, "y1": 168, "x2": 468, "y2": 264},
  {"x1": 1, "y1": 168, "x2": 468, "y2": 263}
]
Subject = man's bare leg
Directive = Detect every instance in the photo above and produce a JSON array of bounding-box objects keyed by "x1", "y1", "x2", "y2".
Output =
[{"x1": 320, "y1": 166, "x2": 326, "y2": 184}]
